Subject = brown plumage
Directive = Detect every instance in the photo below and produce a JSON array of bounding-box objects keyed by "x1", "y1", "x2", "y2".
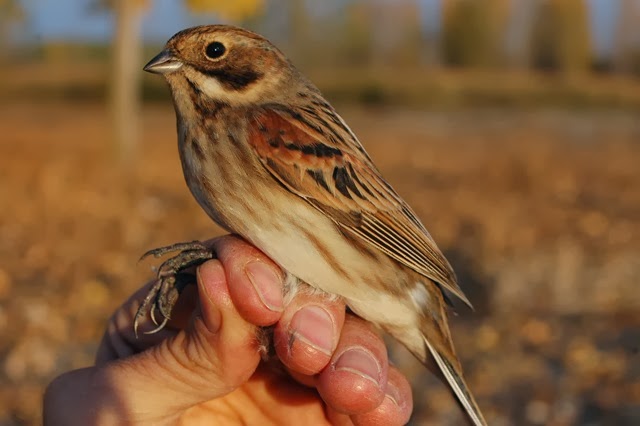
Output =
[{"x1": 141, "y1": 25, "x2": 487, "y2": 426}]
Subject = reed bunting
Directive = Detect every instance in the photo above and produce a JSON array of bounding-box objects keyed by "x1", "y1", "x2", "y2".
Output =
[{"x1": 140, "y1": 25, "x2": 486, "y2": 426}]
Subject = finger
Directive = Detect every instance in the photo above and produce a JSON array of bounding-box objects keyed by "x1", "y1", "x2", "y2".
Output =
[
  {"x1": 350, "y1": 366, "x2": 413, "y2": 426},
  {"x1": 274, "y1": 287, "x2": 345, "y2": 376},
  {"x1": 95, "y1": 282, "x2": 178, "y2": 365},
  {"x1": 95, "y1": 276, "x2": 200, "y2": 365},
  {"x1": 212, "y1": 235, "x2": 284, "y2": 326},
  {"x1": 86, "y1": 259, "x2": 262, "y2": 419},
  {"x1": 317, "y1": 316, "x2": 388, "y2": 414},
  {"x1": 96, "y1": 233, "x2": 281, "y2": 364},
  {"x1": 324, "y1": 410, "x2": 354, "y2": 426},
  {"x1": 184, "y1": 258, "x2": 262, "y2": 391}
]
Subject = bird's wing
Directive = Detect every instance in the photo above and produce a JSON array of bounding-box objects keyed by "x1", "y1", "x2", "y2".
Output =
[{"x1": 248, "y1": 107, "x2": 471, "y2": 307}]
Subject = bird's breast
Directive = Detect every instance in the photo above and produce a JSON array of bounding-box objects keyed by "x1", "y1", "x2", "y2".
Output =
[{"x1": 179, "y1": 120, "x2": 419, "y2": 329}]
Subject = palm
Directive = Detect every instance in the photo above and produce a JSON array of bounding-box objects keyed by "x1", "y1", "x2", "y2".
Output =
[{"x1": 181, "y1": 366, "x2": 332, "y2": 425}]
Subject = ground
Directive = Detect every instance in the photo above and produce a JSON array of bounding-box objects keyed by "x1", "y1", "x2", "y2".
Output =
[{"x1": 0, "y1": 102, "x2": 638, "y2": 425}]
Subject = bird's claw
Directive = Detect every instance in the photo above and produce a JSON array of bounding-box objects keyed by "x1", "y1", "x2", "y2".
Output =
[{"x1": 134, "y1": 241, "x2": 214, "y2": 337}]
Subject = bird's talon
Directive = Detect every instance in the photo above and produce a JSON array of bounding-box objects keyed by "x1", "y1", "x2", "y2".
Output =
[
  {"x1": 134, "y1": 243, "x2": 214, "y2": 337},
  {"x1": 143, "y1": 317, "x2": 170, "y2": 335},
  {"x1": 149, "y1": 304, "x2": 159, "y2": 326}
]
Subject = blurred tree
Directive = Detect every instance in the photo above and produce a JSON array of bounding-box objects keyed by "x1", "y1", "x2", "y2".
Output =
[
  {"x1": 504, "y1": 0, "x2": 538, "y2": 68},
  {"x1": 339, "y1": 1, "x2": 374, "y2": 66},
  {"x1": 530, "y1": 0, "x2": 591, "y2": 73},
  {"x1": 254, "y1": 0, "x2": 289, "y2": 47},
  {"x1": 441, "y1": 0, "x2": 509, "y2": 67},
  {"x1": 370, "y1": 0, "x2": 422, "y2": 68},
  {"x1": 417, "y1": 0, "x2": 443, "y2": 67},
  {"x1": 613, "y1": 0, "x2": 640, "y2": 74},
  {"x1": 529, "y1": 0, "x2": 559, "y2": 70},
  {"x1": 92, "y1": 0, "x2": 150, "y2": 165},
  {"x1": 284, "y1": 0, "x2": 344, "y2": 68},
  {"x1": 0, "y1": 0, "x2": 25, "y2": 62},
  {"x1": 486, "y1": 0, "x2": 512, "y2": 65},
  {"x1": 286, "y1": 0, "x2": 308, "y2": 64},
  {"x1": 110, "y1": 0, "x2": 148, "y2": 165},
  {"x1": 186, "y1": 0, "x2": 264, "y2": 21}
]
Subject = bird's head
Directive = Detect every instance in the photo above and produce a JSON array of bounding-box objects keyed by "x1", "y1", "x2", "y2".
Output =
[{"x1": 144, "y1": 25, "x2": 301, "y2": 107}]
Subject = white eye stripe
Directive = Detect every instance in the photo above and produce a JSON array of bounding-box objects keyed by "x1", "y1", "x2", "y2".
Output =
[
  {"x1": 200, "y1": 76, "x2": 229, "y2": 98},
  {"x1": 183, "y1": 66, "x2": 278, "y2": 106}
]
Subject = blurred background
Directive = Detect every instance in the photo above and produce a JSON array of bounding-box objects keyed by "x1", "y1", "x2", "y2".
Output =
[{"x1": 0, "y1": 0, "x2": 639, "y2": 425}]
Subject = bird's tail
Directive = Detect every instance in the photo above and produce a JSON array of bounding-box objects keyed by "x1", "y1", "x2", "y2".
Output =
[{"x1": 424, "y1": 337, "x2": 487, "y2": 426}]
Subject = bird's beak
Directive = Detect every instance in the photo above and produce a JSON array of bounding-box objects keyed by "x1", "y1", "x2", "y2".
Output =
[{"x1": 143, "y1": 49, "x2": 183, "y2": 75}]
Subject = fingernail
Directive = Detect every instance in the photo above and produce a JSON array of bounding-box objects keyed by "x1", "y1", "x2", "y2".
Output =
[
  {"x1": 245, "y1": 261, "x2": 283, "y2": 312},
  {"x1": 385, "y1": 382, "x2": 402, "y2": 407},
  {"x1": 334, "y1": 347, "x2": 382, "y2": 387},
  {"x1": 290, "y1": 305, "x2": 334, "y2": 356},
  {"x1": 196, "y1": 260, "x2": 223, "y2": 333}
]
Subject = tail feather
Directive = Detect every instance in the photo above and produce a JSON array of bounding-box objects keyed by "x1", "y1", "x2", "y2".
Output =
[{"x1": 424, "y1": 338, "x2": 487, "y2": 426}]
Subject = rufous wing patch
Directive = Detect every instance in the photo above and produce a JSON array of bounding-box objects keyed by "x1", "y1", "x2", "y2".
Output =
[{"x1": 247, "y1": 108, "x2": 471, "y2": 307}]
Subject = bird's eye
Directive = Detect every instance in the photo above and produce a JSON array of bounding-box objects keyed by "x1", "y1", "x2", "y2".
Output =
[{"x1": 205, "y1": 42, "x2": 226, "y2": 59}]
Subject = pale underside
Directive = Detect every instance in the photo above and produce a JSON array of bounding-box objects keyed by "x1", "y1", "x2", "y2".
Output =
[
  {"x1": 169, "y1": 68, "x2": 459, "y2": 361},
  {"x1": 176, "y1": 118, "x2": 428, "y2": 359},
  {"x1": 219, "y1": 179, "x2": 431, "y2": 359}
]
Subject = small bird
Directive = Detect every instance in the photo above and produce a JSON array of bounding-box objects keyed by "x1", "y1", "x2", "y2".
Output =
[{"x1": 140, "y1": 25, "x2": 486, "y2": 425}]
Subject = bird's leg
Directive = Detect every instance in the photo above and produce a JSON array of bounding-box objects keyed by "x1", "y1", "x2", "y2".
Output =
[
  {"x1": 135, "y1": 241, "x2": 214, "y2": 337},
  {"x1": 139, "y1": 240, "x2": 207, "y2": 262}
]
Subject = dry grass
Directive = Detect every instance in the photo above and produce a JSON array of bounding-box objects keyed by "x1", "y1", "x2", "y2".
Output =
[{"x1": 0, "y1": 101, "x2": 638, "y2": 425}]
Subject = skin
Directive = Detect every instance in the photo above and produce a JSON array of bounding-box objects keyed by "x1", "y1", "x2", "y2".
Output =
[{"x1": 43, "y1": 236, "x2": 413, "y2": 425}]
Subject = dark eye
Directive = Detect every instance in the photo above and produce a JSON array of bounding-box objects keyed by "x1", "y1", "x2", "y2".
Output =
[{"x1": 205, "y1": 42, "x2": 226, "y2": 59}]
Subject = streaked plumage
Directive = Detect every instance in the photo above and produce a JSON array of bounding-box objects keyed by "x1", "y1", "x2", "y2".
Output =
[{"x1": 142, "y1": 25, "x2": 486, "y2": 425}]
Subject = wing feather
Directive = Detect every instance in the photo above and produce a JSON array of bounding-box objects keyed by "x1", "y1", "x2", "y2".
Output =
[{"x1": 249, "y1": 107, "x2": 471, "y2": 307}]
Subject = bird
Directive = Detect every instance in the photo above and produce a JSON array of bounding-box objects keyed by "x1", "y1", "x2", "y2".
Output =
[{"x1": 139, "y1": 25, "x2": 487, "y2": 426}]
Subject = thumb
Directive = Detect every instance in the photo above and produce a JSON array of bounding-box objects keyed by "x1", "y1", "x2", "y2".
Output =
[
  {"x1": 135, "y1": 258, "x2": 263, "y2": 405},
  {"x1": 45, "y1": 259, "x2": 262, "y2": 424}
]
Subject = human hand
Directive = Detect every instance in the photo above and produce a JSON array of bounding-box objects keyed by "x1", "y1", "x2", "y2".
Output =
[{"x1": 44, "y1": 236, "x2": 413, "y2": 425}]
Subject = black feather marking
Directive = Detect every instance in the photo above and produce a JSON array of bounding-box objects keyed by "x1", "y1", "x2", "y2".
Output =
[
  {"x1": 333, "y1": 167, "x2": 353, "y2": 199},
  {"x1": 301, "y1": 145, "x2": 316, "y2": 156},
  {"x1": 185, "y1": 76, "x2": 202, "y2": 96},
  {"x1": 194, "y1": 65, "x2": 263, "y2": 91},
  {"x1": 307, "y1": 169, "x2": 330, "y2": 192},
  {"x1": 288, "y1": 111, "x2": 324, "y2": 135},
  {"x1": 333, "y1": 166, "x2": 364, "y2": 200},
  {"x1": 316, "y1": 144, "x2": 342, "y2": 158},
  {"x1": 190, "y1": 138, "x2": 205, "y2": 160},
  {"x1": 283, "y1": 142, "x2": 342, "y2": 159},
  {"x1": 227, "y1": 131, "x2": 241, "y2": 146}
]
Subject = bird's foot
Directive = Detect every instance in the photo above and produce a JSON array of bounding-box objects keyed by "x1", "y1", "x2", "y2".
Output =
[{"x1": 135, "y1": 240, "x2": 214, "y2": 337}]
